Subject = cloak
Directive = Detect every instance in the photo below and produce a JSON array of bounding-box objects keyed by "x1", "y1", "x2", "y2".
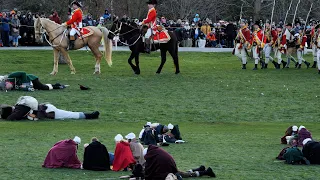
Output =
[
  {"x1": 130, "y1": 142, "x2": 146, "y2": 166},
  {"x1": 302, "y1": 141, "x2": 320, "y2": 164},
  {"x1": 298, "y1": 128, "x2": 312, "y2": 146},
  {"x1": 112, "y1": 141, "x2": 136, "y2": 171},
  {"x1": 145, "y1": 145, "x2": 178, "y2": 180},
  {"x1": 83, "y1": 141, "x2": 110, "y2": 171},
  {"x1": 42, "y1": 139, "x2": 81, "y2": 169}
]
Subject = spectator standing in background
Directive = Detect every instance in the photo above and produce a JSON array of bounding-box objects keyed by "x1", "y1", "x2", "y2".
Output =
[
  {"x1": 49, "y1": 11, "x2": 61, "y2": 24},
  {"x1": 207, "y1": 30, "x2": 217, "y2": 47},
  {"x1": 201, "y1": 21, "x2": 211, "y2": 37},
  {"x1": 0, "y1": 13, "x2": 3, "y2": 47},
  {"x1": 193, "y1": 14, "x2": 200, "y2": 23},
  {"x1": 103, "y1": 9, "x2": 111, "y2": 20},
  {"x1": 226, "y1": 21, "x2": 236, "y2": 48},
  {"x1": 11, "y1": 14, "x2": 20, "y2": 47},
  {"x1": 1, "y1": 12, "x2": 10, "y2": 47}
]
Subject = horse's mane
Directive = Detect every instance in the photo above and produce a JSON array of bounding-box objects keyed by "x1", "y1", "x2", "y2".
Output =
[{"x1": 40, "y1": 18, "x2": 62, "y2": 27}]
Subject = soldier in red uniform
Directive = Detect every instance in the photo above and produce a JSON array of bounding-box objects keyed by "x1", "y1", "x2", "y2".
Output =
[
  {"x1": 272, "y1": 25, "x2": 287, "y2": 69},
  {"x1": 141, "y1": 0, "x2": 158, "y2": 53},
  {"x1": 252, "y1": 21, "x2": 266, "y2": 70},
  {"x1": 234, "y1": 19, "x2": 252, "y2": 69},
  {"x1": 281, "y1": 23, "x2": 298, "y2": 68},
  {"x1": 310, "y1": 26, "x2": 318, "y2": 68},
  {"x1": 62, "y1": 1, "x2": 83, "y2": 50},
  {"x1": 295, "y1": 29, "x2": 310, "y2": 69},
  {"x1": 263, "y1": 22, "x2": 278, "y2": 69}
]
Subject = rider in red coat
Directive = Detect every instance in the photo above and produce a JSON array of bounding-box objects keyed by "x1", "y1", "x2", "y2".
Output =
[
  {"x1": 141, "y1": 0, "x2": 158, "y2": 53},
  {"x1": 62, "y1": 1, "x2": 83, "y2": 50}
]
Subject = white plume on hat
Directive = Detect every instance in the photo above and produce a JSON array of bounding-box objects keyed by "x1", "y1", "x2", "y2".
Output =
[
  {"x1": 73, "y1": 136, "x2": 81, "y2": 144},
  {"x1": 168, "y1": 123, "x2": 174, "y2": 130},
  {"x1": 114, "y1": 134, "x2": 123, "y2": 142},
  {"x1": 125, "y1": 132, "x2": 136, "y2": 140},
  {"x1": 299, "y1": 126, "x2": 305, "y2": 131},
  {"x1": 143, "y1": 148, "x2": 148, "y2": 156},
  {"x1": 303, "y1": 138, "x2": 312, "y2": 145},
  {"x1": 292, "y1": 126, "x2": 298, "y2": 131}
]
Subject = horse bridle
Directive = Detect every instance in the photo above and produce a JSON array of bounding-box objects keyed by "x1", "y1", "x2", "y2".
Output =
[
  {"x1": 35, "y1": 19, "x2": 67, "y2": 47},
  {"x1": 110, "y1": 21, "x2": 140, "y2": 36}
]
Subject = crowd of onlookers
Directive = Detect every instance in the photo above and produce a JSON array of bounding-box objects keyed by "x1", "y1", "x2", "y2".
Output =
[{"x1": 0, "y1": 8, "x2": 237, "y2": 48}]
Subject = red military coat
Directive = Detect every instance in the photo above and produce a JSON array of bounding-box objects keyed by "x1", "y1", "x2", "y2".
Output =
[
  {"x1": 142, "y1": 7, "x2": 157, "y2": 30},
  {"x1": 270, "y1": 29, "x2": 278, "y2": 46},
  {"x1": 252, "y1": 28, "x2": 266, "y2": 46},
  {"x1": 67, "y1": 8, "x2": 83, "y2": 29},
  {"x1": 237, "y1": 26, "x2": 251, "y2": 47}
]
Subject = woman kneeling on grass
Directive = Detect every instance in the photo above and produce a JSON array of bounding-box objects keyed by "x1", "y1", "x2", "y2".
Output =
[{"x1": 0, "y1": 96, "x2": 100, "y2": 121}]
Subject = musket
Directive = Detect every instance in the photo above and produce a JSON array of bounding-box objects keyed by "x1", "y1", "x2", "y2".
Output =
[
  {"x1": 284, "y1": 0, "x2": 294, "y2": 26},
  {"x1": 292, "y1": 0, "x2": 301, "y2": 27},
  {"x1": 303, "y1": 3, "x2": 313, "y2": 35}
]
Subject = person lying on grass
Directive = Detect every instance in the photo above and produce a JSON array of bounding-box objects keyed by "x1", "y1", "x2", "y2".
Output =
[
  {"x1": 0, "y1": 71, "x2": 67, "y2": 91},
  {"x1": 0, "y1": 96, "x2": 100, "y2": 121},
  {"x1": 121, "y1": 145, "x2": 216, "y2": 179},
  {"x1": 112, "y1": 134, "x2": 136, "y2": 171},
  {"x1": 43, "y1": 136, "x2": 82, "y2": 169},
  {"x1": 82, "y1": 137, "x2": 111, "y2": 171},
  {"x1": 281, "y1": 125, "x2": 298, "y2": 145},
  {"x1": 302, "y1": 138, "x2": 320, "y2": 165},
  {"x1": 280, "y1": 125, "x2": 313, "y2": 147},
  {"x1": 140, "y1": 122, "x2": 185, "y2": 146}
]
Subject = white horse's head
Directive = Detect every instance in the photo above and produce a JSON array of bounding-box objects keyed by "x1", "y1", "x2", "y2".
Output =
[{"x1": 34, "y1": 17, "x2": 43, "y2": 44}]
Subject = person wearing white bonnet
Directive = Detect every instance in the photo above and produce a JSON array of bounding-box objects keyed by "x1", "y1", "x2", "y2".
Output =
[
  {"x1": 281, "y1": 125, "x2": 298, "y2": 145},
  {"x1": 298, "y1": 125, "x2": 306, "y2": 131},
  {"x1": 126, "y1": 132, "x2": 146, "y2": 166},
  {"x1": 297, "y1": 125, "x2": 313, "y2": 147},
  {"x1": 302, "y1": 138, "x2": 312, "y2": 146},
  {"x1": 302, "y1": 138, "x2": 320, "y2": 164},
  {"x1": 114, "y1": 134, "x2": 124, "y2": 142},
  {"x1": 73, "y1": 136, "x2": 81, "y2": 144}
]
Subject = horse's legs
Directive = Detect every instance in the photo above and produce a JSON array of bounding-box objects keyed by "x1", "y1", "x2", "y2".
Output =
[
  {"x1": 50, "y1": 48, "x2": 59, "y2": 75},
  {"x1": 128, "y1": 51, "x2": 137, "y2": 73},
  {"x1": 168, "y1": 48, "x2": 180, "y2": 74},
  {"x1": 60, "y1": 48, "x2": 76, "y2": 74},
  {"x1": 90, "y1": 46, "x2": 103, "y2": 74},
  {"x1": 134, "y1": 53, "x2": 140, "y2": 75},
  {"x1": 156, "y1": 49, "x2": 167, "y2": 74}
]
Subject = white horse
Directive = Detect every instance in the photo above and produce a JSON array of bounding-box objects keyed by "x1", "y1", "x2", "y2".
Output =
[{"x1": 34, "y1": 17, "x2": 112, "y2": 75}]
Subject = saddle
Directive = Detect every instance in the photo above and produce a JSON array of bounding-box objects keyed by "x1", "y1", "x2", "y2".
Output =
[{"x1": 67, "y1": 27, "x2": 94, "y2": 40}]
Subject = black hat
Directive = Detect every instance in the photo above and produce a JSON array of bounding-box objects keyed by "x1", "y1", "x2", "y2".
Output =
[
  {"x1": 146, "y1": 0, "x2": 157, "y2": 4},
  {"x1": 79, "y1": 84, "x2": 90, "y2": 90},
  {"x1": 0, "y1": 106, "x2": 13, "y2": 119},
  {"x1": 286, "y1": 23, "x2": 292, "y2": 27},
  {"x1": 254, "y1": 21, "x2": 260, "y2": 26},
  {"x1": 71, "y1": 1, "x2": 82, "y2": 7}
]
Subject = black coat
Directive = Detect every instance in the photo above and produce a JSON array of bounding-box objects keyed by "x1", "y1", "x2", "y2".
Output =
[
  {"x1": 83, "y1": 141, "x2": 111, "y2": 171},
  {"x1": 302, "y1": 141, "x2": 320, "y2": 164}
]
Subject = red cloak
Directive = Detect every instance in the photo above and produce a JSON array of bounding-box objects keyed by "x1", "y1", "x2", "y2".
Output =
[
  {"x1": 42, "y1": 139, "x2": 81, "y2": 169},
  {"x1": 112, "y1": 141, "x2": 136, "y2": 171}
]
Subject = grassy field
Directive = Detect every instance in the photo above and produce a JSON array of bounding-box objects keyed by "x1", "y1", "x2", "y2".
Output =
[{"x1": 0, "y1": 50, "x2": 319, "y2": 180}]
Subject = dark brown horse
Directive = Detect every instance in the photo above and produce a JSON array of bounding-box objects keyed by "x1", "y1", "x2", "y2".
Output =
[{"x1": 110, "y1": 20, "x2": 180, "y2": 75}]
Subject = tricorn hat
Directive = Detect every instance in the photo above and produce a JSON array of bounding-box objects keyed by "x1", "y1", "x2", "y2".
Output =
[
  {"x1": 146, "y1": 0, "x2": 157, "y2": 5},
  {"x1": 71, "y1": 1, "x2": 82, "y2": 7},
  {"x1": 286, "y1": 23, "x2": 293, "y2": 27}
]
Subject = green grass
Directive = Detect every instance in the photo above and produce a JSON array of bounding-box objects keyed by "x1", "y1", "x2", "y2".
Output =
[{"x1": 0, "y1": 50, "x2": 319, "y2": 180}]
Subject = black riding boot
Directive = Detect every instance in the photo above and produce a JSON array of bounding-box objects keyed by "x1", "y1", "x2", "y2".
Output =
[
  {"x1": 264, "y1": 64, "x2": 268, "y2": 69},
  {"x1": 69, "y1": 40, "x2": 75, "y2": 50},
  {"x1": 311, "y1": 61, "x2": 317, "y2": 68},
  {"x1": 189, "y1": 165, "x2": 206, "y2": 172},
  {"x1": 84, "y1": 111, "x2": 100, "y2": 119},
  {"x1": 253, "y1": 64, "x2": 258, "y2": 70},
  {"x1": 281, "y1": 60, "x2": 287, "y2": 69}
]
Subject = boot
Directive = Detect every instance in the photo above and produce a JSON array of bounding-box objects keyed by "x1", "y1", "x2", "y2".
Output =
[
  {"x1": 253, "y1": 64, "x2": 258, "y2": 70},
  {"x1": 297, "y1": 64, "x2": 301, "y2": 69},
  {"x1": 311, "y1": 61, "x2": 317, "y2": 68},
  {"x1": 242, "y1": 64, "x2": 246, "y2": 69},
  {"x1": 198, "y1": 167, "x2": 216, "y2": 177},
  {"x1": 84, "y1": 111, "x2": 100, "y2": 119},
  {"x1": 52, "y1": 83, "x2": 66, "y2": 89},
  {"x1": 69, "y1": 36, "x2": 75, "y2": 50},
  {"x1": 318, "y1": 70, "x2": 320, "y2": 74},
  {"x1": 272, "y1": 61, "x2": 278, "y2": 69},
  {"x1": 304, "y1": 61, "x2": 310, "y2": 69},
  {"x1": 260, "y1": 61, "x2": 265, "y2": 69},
  {"x1": 189, "y1": 165, "x2": 206, "y2": 172},
  {"x1": 282, "y1": 60, "x2": 287, "y2": 69},
  {"x1": 295, "y1": 62, "x2": 299, "y2": 68},
  {"x1": 276, "y1": 63, "x2": 281, "y2": 69},
  {"x1": 145, "y1": 38, "x2": 151, "y2": 54},
  {"x1": 264, "y1": 64, "x2": 268, "y2": 69}
]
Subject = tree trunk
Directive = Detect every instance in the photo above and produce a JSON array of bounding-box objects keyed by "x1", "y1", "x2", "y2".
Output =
[{"x1": 254, "y1": 0, "x2": 261, "y2": 21}]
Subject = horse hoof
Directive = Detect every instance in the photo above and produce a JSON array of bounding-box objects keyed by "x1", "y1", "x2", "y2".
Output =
[
  {"x1": 93, "y1": 71, "x2": 101, "y2": 75},
  {"x1": 175, "y1": 71, "x2": 180, "y2": 74},
  {"x1": 71, "y1": 72, "x2": 76, "y2": 75},
  {"x1": 50, "y1": 72, "x2": 57, "y2": 75}
]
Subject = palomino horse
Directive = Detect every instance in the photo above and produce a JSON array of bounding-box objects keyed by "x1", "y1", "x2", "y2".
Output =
[{"x1": 34, "y1": 17, "x2": 112, "y2": 75}]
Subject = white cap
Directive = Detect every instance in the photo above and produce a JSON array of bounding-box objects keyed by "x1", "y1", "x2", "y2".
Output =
[
  {"x1": 168, "y1": 123, "x2": 174, "y2": 130},
  {"x1": 114, "y1": 134, "x2": 123, "y2": 142},
  {"x1": 146, "y1": 122, "x2": 152, "y2": 126},
  {"x1": 73, "y1": 136, "x2": 81, "y2": 144},
  {"x1": 299, "y1": 126, "x2": 305, "y2": 131},
  {"x1": 125, "y1": 132, "x2": 136, "y2": 140},
  {"x1": 292, "y1": 126, "x2": 298, "y2": 131},
  {"x1": 303, "y1": 138, "x2": 312, "y2": 145},
  {"x1": 143, "y1": 148, "x2": 148, "y2": 156}
]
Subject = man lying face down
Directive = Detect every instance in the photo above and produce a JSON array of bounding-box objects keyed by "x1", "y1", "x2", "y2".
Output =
[
  {"x1": 82, "y1": 137, "x2": 111, "y2": 171},
  {"x1": 302, "y1": 138, "x2": 320, "y2": 165},
  {"x1": 0, "y1": 96, "x2": 100, "y2": 121},
  {"x1": 42, "y1": 136, "x2": 82, "y2": 169}
]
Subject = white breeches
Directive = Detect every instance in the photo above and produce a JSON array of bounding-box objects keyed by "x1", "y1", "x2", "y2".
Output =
[
  {"x1": 312, "y1": 45, "x2": 317, "y2": 62},
  {"x1": 252, "y1": 46, "x2": 260, "y2": 64},
  {"x1": 297, "y1": 50, "x2": 305, "y2": 64},
  {"x1": 264, "y1": 44, "x2": 273, "y2": 64},
  {"x1": 70, "y1": 28, "x2": 79, "y2": 36},
  {"x1": 274, "y1": 47, "x2": 282, "y2": 64},
  {"x1": 145, "y1": 28, "x2": 156, "y2": 38},
  {"x1": 317, "y1": 49, "x2": 320, "y2": 70},
  {"x1": 234, "y1": 43, "x2": 247, "y2": 64}
]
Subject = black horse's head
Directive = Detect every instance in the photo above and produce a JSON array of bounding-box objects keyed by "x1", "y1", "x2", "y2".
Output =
[{"x1": 110, "y1": 18, "x2": 140, "y2": 41}]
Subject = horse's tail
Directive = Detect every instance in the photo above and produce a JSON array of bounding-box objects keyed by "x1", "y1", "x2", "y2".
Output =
[{"x1": 99, "y1": 27, "x2": 112, "y2": 66}]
